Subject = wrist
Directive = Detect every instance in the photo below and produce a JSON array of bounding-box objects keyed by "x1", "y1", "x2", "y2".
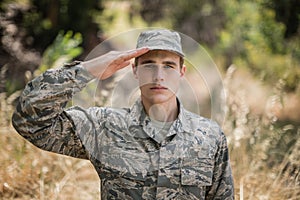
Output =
[{"x1": 81, "y1": 60, "x2": 97, "y2": 77}]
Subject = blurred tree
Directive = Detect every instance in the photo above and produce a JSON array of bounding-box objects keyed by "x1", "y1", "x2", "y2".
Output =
[
  {"x1": 217, "y1": 0, "x2": 300, "y2": 91},
  {"x1": 262, "y1": 0, "x2": 300, "y2": 38},
  {"x1": 1, "y1": 0, "x2": 299, "y2": 94},
  {"x1": 0, "y1": 2, "x2": 41, "y2": 94},
  {"x1": 0, "y1": 0, "x2": 104, "y2": 94},
  {"x1": 137, "y1": 0, "x2": 226, "y2": 46},
  {"x1": 38, "y1": 31, "x2": 83, "y2": 73},
  {"x1": 22, "y1": 0, "x2": 103, "y2": 54},
  {"x1": 139, "y1": 0, "x2": 167, "y2": 23}
]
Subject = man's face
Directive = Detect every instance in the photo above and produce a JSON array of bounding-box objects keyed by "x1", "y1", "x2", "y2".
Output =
[{"x1": 133, "y1": 50, "x2": 186, "y2": 105}]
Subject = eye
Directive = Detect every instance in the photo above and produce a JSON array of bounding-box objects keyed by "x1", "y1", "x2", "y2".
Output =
[
  {"x1": 164, "y1": 65, "x2": 175, "y2": 69},
  {"x1": 141, "y1": 64, "x2": 158, "y2": 71}
]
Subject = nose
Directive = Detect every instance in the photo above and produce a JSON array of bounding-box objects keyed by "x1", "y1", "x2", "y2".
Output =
[{"x1": 153, "y1": 67, "x2": 164, "y2": 81}]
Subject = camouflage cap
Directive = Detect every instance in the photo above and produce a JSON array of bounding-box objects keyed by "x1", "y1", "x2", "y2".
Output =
[{"x1": 136, "y1": 29, "x2": 184, "y2": 57}]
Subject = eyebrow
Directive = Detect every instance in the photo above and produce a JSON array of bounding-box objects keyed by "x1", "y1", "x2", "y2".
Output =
[
  {"x1": 140, "y1": 60, "x2": 178, "y2": 66},
  {"x1": 140, "y1": 60, "x2": 156, "y2": 65}
]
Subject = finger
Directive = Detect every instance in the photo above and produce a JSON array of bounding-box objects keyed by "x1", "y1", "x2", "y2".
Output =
[
  {"x1": 126, "y1": 47, "x2": 149, "y2": 55},
  {"x1": 117, "y1": 61, "x2": 131, "y2": 69},
  {"x1": 122, "y1": 47, "x2": 149, "y2": 60},
  {"x1": 112, "y1": 48, "x2": 149, "y2": 68}
]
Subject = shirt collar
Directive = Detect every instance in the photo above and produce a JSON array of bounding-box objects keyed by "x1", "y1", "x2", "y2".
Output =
[
  {"x1": 128, "y1": 98, "x2": 193, "y2": 135},
  {"x1": 128, "y1": 98, "x2": 147, "y2": 126}
]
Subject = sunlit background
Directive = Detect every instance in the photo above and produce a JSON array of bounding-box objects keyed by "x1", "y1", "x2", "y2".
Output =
[{"x1": 0, "y1": 0, "x2": 299, "y2": 199}]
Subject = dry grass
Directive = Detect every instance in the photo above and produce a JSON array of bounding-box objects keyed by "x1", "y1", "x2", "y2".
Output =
[
  {"x1": 0, "y1": 91, "x2": 99, "y2": 199},
  {"x1": 224, "y1": 66, "x2": 300, "y2": 199},
  {"x1": 0, "y1": 66, "x2": 299, "y2": 199},
  {"x1": 0, "y1": 126, "x2": 99, "y2": 200}
]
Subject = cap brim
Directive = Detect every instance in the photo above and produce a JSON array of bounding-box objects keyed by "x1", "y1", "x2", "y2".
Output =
[{"x1": 138, "y1": 46, "x2": 185, "y2": 57}]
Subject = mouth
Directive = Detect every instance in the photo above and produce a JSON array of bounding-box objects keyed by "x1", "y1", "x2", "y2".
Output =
[{"x1": 150, "y1": 85, "x2": 168, "y2": 90}]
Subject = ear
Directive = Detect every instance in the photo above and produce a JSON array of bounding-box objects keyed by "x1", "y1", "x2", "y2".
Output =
[
  {"x1": 180, "y1": 65, "x2": 186, "y2": 77},
  {"x1": 132, "y1": 63, "x2": 138, "y2": 79}
]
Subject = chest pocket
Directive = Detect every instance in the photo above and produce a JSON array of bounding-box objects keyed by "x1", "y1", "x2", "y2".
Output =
[{"x1": 181, "y1": 157, "x2": 214, "y2": 186}]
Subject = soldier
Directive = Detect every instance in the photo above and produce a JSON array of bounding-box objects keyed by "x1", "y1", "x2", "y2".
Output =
[{"x1": 12, "y1": 29, "x2": 234, "y2": 199}]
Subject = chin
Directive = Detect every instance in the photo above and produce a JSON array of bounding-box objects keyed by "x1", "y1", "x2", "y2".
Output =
[{"x1": 142, "y1": 94, "x2": 175, "y2": 105}]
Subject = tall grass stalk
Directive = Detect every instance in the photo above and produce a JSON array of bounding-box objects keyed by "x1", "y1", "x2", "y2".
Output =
[{"x1": 224, "y1": 65, "x2": 299, "y2": 199}]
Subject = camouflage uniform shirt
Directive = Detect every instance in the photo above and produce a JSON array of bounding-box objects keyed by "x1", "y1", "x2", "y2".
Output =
[{"x1": 12, "y1": 64, "x2": 234, "y2": 199}]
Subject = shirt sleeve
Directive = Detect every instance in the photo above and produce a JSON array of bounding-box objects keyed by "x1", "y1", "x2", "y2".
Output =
[
  {"x1": 206, "y1": 132, "x2": 235, "y2": 199},
  {"x1": 12, "y1": 63, "x2": 95, "y2": 159}
]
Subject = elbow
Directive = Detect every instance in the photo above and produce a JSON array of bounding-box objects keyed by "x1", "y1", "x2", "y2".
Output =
[
  {"x1": 11, "y1": 102, "x2": 35, "y2": 140},
  {"x1": 12, "y1": 108, "x2": 28, "y2": 138},
  {"x1": 12, "y1": 103, "x2": 23, "y2": 134}
]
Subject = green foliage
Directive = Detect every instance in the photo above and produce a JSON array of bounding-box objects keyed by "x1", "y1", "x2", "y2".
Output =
[
  {"x1": 38, "y1": 31, "x2": 82, "y2": 73},
  {"x1": 217, "y1": 0, "x2": 300, "y2": 91},
  {"x1": 261, "y1": 0, "x2": 300, "y2": 38},
  {"x1": 21, "y1": 0, "x2": 102, "y2": 51},
  {"x1": 137, "y1": 0, "x2": 226, "y2": 46}
]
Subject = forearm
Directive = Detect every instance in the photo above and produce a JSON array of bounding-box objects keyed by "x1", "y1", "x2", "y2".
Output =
[
  {"x1": 12, "y1": 47, "x2": 148, "y2": 157},
  {"x1": 12, "y1": 64, "x2": 94, "y2": 158}
]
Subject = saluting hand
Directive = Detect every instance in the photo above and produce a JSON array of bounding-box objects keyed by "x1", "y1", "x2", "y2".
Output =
[{"x1": 82, "y1": 48, "x2": 149, "y2": 80}]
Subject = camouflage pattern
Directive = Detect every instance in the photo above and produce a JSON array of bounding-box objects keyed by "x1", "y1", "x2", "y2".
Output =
[
  {"x1": 12, "y1": 64, "x2": 234, "y2": 199},
  {"x1": 136, "y1": 29, "x2": 185, "y2": 57}
]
